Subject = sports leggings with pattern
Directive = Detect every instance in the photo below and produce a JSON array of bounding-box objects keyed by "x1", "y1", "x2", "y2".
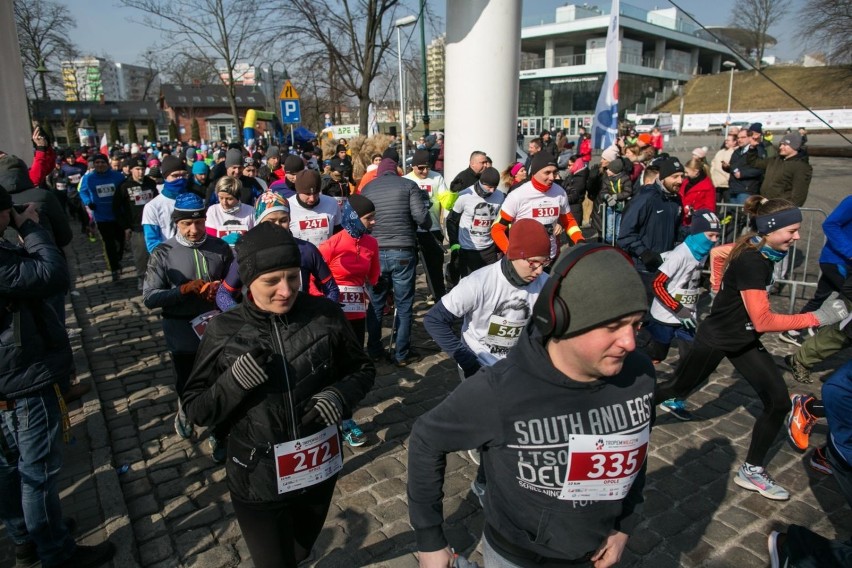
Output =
[{"x1": 656, "y1": 338, "x2": 791, "y2": 466}]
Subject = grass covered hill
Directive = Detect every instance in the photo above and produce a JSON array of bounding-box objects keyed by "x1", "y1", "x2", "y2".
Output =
[{"x1": 658, "y1": 66, "x2": 852, "y2": 113}]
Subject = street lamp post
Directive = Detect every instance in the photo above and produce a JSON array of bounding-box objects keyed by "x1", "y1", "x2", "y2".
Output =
[
  {"x1": 723, "y1": 60, "x2": 736, "y2": 132},
  {"x1": 395, "y1": 14, "x2": 417, "y2": 170},
  {"x1": 258, "y1": 61, "x2": 290, "y2": 144},
  {"x1": 418, "y1": 0, "x2": 429, "y2": 136}
]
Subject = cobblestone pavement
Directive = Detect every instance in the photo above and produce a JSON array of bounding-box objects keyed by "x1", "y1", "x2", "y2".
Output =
[{"x1": 1, "y1": 159, "x2": 849, "y2": 567}]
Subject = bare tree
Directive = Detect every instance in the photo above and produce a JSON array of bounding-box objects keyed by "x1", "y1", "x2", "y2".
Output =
[
  {"x1": 796, "y1": 0, "x2": 852, "y2": 64},
  {"x1": 14, "y1": 0, "x2": 79, "y2": 100},
  {"x1": 728, "y1": 0, "x2": 784, "y2": 69},
  {"x1": 118, "y1": 0, "x2": 272, "y2": 142},
  {"x1": 275, "y1": 0, "x2": 403, "y2": 134}
]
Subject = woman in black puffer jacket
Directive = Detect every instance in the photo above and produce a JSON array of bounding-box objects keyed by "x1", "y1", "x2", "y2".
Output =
[{"x1": 183, "y1": 222, "x2": 374, "y2": 568}]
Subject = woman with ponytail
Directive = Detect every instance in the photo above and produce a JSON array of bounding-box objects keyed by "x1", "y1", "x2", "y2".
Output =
[{"x1": 656, "y1": 196, "x2": 849, "y2": 500}]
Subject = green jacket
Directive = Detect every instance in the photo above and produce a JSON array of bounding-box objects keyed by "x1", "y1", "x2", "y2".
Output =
[{"x1": 757, "y1": 153, "x2": 812, "y2": 206}]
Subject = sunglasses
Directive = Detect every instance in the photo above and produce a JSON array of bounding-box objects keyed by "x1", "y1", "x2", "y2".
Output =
[{"x1": 415, "y1": 165, "x2": 429, "y2": 171}]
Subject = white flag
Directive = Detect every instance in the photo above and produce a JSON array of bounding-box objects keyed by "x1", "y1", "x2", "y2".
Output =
[{"x1": 592, "y1": 0, "x2": 620, "y2": 149}]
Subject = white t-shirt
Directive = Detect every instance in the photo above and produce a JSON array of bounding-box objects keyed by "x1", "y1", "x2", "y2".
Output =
[
  {"x1": 441, "y1": 260, "x2": 548, "y2": 359},
  {"x1": 498, "y1": 180, "x2": 569, "y2": 258},
  {"x1": 288, "y1": 194, "x2": 341, "y2": 246},
  {"x1": 404, "y1": 170, "x2": 447, "y2": 234},
  {"x1": 452, "y1": 186, "x2": 505, "y2": 251},
  {"x1": 205, "y1": 203, "x2": 255, "y2": 246},
  {"x1": 650, "y1": 242, "x2": 705, "y2": 324}
]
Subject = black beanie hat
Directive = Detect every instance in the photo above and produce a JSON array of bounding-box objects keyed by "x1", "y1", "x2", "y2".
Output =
[
  {"x1": 335, "y1": 144, "x2": 347, "y2": 154},
  {"x1": 235, "y1": 223, "x2": 302, "y2": 286},
  {"x1": 658, "y1": 157, "x2": 685, "y2": 181},
  {"x1": 479, "y1": 167, "x2": 500, "y2": 187},
  {"x1": 529, "y1": 152, "x2": 557, "y2": 176},
  {"x1": 347, "y1": 194, "x2": 375, "y2": 217},
  {"x1": 381, "y1": 147, "x2": 400, "y2": 163},
  {"x1": 0, "y1": 155, "x2": 35, "y2": 192},
  {"x1": 411, "y1": 149, "x2": 430, "y2": 166},
  {"x1": 284, "y1": 154, "x2": 305, "y2": 173},
  {"x1": 160, "y1": 155, "x2": 184, "y2": 178}
]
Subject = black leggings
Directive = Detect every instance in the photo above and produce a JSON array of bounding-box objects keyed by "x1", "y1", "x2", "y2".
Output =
[
  {"x1": 231, "y1": 477, "x2": 336, "y2": 568},
  {"x1": 656, "y1": 338, "x2": 791, "y2": 466},
  {"x1": 96, "y1": 220, "x2": 125, "y2": 272}
]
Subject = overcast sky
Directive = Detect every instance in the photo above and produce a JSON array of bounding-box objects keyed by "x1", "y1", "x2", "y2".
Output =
[{"x1": 71, "y1": 0, "x2": 801, "y2": 67}]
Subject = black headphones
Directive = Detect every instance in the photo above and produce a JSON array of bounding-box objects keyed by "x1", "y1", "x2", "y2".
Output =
[{"x1": 532, "y1": 243, "x2": 632, "y2": 338}]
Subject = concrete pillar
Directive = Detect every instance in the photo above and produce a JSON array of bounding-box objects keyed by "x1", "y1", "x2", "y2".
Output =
[
  {"x1": 711, "y1": 54, "x2": 722, "y2": 74},
  {"x1": 543, "y1": 87, "x2": 553, "y2": 121},
  {"x1": 690, "y1": 47, "x2": 700, "y2": 75},
  {"x1": 654, "y1": 38, "x2": 666, "y2": 70},
  {"x1": 544, "y1": 39, "x2": 555, "y2": 68},
  {"x1": 0, "y1": 1, "x2": 34, "y2": 162},
  {"x1": 445, "y1": 0, "x2": 521, "y2": 182}
]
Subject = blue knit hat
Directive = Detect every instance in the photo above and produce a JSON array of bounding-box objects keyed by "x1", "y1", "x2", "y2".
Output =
[
  {"x1": 171, "y1": 192, "x2": 206, "y2": 221},
  {"x1": 192, "y1": 161, "x2": 209, "y2": 175}
]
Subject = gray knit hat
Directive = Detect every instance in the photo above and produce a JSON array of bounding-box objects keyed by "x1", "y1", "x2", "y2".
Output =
[
  {"x1": 225, "y1": 148, "x2": 243, "y2": 168},
  {"x1": 554, "y1": 245, "x2": 647, "y2": 337}
]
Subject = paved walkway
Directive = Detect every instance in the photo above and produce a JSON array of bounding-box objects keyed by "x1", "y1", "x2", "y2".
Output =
[{"x1": 1, "y1": 168, "x2": 849, "y2": 566}]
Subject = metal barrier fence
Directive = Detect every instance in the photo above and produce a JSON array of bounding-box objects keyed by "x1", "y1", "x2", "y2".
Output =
[{"x1": 595, "y1": 200, "x2": 828, "y2": 313}]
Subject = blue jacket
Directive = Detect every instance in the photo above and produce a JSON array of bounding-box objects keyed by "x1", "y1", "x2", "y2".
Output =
[
  {"x1": 78, "y1": 169, "x2": 126, "y2": 222},
  {"x1": 617, "y1": 182, "x2": 682, "y2": 271},
  {"x1": 823, "y1": 360, "x2": 852, "y2": 467},
  {"x1": 0, "y1": 221, "x2": 71, "y2": 399},
  {"x1": 820, "y1": 195, "x2": 852, "y2": 273}
]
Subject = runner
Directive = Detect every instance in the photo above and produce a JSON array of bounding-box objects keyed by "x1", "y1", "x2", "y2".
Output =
[
  {"x1": 646, "y1": 210, "x2": 721, "y2": 421},
  {"x1": 409, "y1": 243, "x2": 652, "y2": 568},
  {"x1": 204, "y1": 176, "x2": 255, "y2": 246},
  {"x1": 142, "y1": 192, "x2": 233, "y2": 460},
  {"x1": 491, "y1": 152, "x2": 584, "y2": 260},
  {"x1": 113, "y1": 155, "x2": 158, "y2": 290},
  {"x1": 446, "y1": 167, "x2": 504, "y2": 279},
  {"x1": 78, "y1": 153, "x2": 127, "y2": 281},
  {"x1": 287, "y1": 170, "x2": 341, "y2": 247},
  {"x1": 182, "y1": 222, "x2": 375, "y2": 568},
  {"x1": 318, "y1": 194, "x2": 380, "y2": 448},
  {"x1": 655, "y1": 197, "x2": 849, "y2": 500}
]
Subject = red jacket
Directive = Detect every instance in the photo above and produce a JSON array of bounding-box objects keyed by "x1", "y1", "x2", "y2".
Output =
[
  {"x1": 318, "y1": 230, "x2": 380, "y2": 320},
  {"x1": 29, "y1": 146, "x2": 56, "y2": 187},
  {"x1": 680, "y1": 173, "x2": 716, "y2": 225}
]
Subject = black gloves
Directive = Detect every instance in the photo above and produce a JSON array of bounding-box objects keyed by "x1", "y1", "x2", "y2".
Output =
[
  {"x1": 640, "y1": 250, "x2": 664, "y2": 272},
  {"x1": 300, "y1": 389, "x2": 345, "y2": 427},
  {"x1": 232, "y1": 348, "x2": 272, "y2": 390}
]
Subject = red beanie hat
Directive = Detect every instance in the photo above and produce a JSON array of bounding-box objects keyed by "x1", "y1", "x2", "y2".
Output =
[{"x1": 507, "y1": 219, "x2": 551, "y2": 260}]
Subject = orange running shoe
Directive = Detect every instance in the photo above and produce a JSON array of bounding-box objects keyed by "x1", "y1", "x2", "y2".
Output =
[{"x1": 787, "y1": 394, "x2": 817, "y2": 451}]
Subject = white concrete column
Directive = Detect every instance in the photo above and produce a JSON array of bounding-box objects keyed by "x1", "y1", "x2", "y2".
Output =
[
  {"x1": 711, "y1": 54, "x2": 722, "y2": 74},
  {"x1": 654, "y1": 38, "x2": 667, "y2": 70},
  {"x1": 690, "y1": 47, "x2": 700, "y2": 75},
  {"x1": 544, "y1": 39, "x2": 555, "y2": 68},
  {"x1": 0, "y1": 1, "x2": 34, "y2": 161},
  {"x1": 445, "y1": 0, "x2": 522, "y2": 182}
]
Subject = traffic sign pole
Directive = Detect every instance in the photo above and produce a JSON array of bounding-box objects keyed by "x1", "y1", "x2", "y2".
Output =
[{"x1": 278, "y1": 79, "x2": 301, "y2": 146}]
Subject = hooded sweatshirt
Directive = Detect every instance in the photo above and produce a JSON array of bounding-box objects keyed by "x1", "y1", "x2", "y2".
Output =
[{"x1": 408, "y1": 325, "x2": 654, "y2": 564}]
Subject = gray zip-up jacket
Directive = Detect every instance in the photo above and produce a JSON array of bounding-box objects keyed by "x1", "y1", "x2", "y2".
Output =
[{"x1": 361, "y1": 165, "x2": 431, "y2": 249}]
